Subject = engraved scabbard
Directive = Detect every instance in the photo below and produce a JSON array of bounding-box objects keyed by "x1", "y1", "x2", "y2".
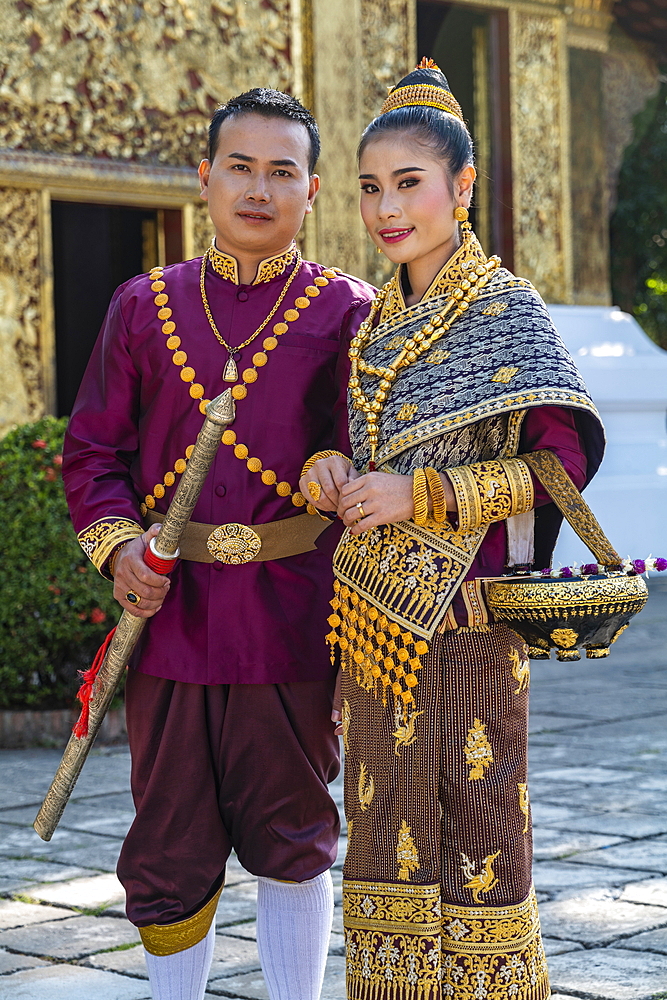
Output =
[{"x1": 33, "y1": 390, "x2": 235, "y2": 842}]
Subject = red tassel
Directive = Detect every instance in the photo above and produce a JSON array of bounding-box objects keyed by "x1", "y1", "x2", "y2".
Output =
[{"x1": 72, "y1": 627, "x2": 117, "y2": 739}]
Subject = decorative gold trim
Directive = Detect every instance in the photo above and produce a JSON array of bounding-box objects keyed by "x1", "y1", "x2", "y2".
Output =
[
  {"x1": 461, "y1": 850, "x2": 501, "y2": 904},
  {"x1": 521, "y1": 449, "x2": 620, "y2": 566},
  {"x1": 208, "y1": 240, "x2": 297, "y2": 285},
  {"x1": 76, "y1": 517, "x2": 143, "y2": 575},
  {"x1": 376, "y1": 389, "x2": 599, "y2": 470},
  {"x1": 358, "y1": 762, "x2": 375, "y2": 812},
  {"x1": 447, "y1": 458, "x2": 534, "y2": 533},
  {"x1": 502, "y1": 409, "x2": 527, "y2": 459},
  {"x1": 518, "y1": 782, "x2": 530, "y2": 834},
  {"x1": 464, "y1": 718, "x2": 494, "y2": 780},
  {"x1": 442, "y1": 886, "x2": 541, "y2": 954},
  {"x1": 139, "y1": 886, "x2": 223, "y2": 956},
  {"x1": 343, "y1": 879, "x2": 441, "y2": 935},
  {"x1": 396, "y1": 820, "x2": 420, "y2": 882},
  {"x1": 379, "y1": 83, "x2": 464, "y2": 121},
  {"x1": 461, "y1": 580, "x2": 489, "y2": 627},
  {"x1": 510, "y1": 647, "x2": 531, "y2": 694},
  {"x1": 379, "y1": 231, "x2": 490, "y2": 324}
]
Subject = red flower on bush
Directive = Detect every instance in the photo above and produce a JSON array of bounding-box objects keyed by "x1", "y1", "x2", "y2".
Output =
[
  {"x1": 32, "y1": 439, "x2": 47, "y2": 449},
  {"x1": 53, "y1": 454, "x2": 63, "y2": 466},
  {"x1": 44, "y1": 467, "x2": 57, "y2": 481},
  {"x1": 89, "y1": 608, "x2": 106, "y2": 624}
]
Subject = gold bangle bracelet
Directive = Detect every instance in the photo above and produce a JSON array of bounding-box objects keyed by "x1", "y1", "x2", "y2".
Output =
[
  {"x1": 108, "y1": 542, "x2": 129, "y2": 579},
  {"x1": 425, "y1": 467, "x2": 447, "y2": 523},
  {"x1": 412, "y1": 468, "x2": 429, "y2": 526},
  {"x1": 300, "y1": 450, "x2": 351, "y2": 479}
]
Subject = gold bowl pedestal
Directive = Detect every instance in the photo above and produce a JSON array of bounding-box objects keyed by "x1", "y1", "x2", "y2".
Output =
[{"x1": 486, "y1": 574, "x2": 649, "y2": 661}]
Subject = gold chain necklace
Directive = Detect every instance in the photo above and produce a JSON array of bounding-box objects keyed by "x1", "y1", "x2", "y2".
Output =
[
  {"x1": 139, "y1": 263, "x2": 338, "y2": 517},
  {"x1": 350, "y1": 228, "x2": 501, "y2": 469},
  {"x1": 200, "y1": 245, "x2": 303, "y2": 382}
]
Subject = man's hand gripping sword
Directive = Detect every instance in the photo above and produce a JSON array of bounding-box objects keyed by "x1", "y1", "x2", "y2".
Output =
[{"x1": 33, "y1": 390, "x2": 236, "y2": 842}]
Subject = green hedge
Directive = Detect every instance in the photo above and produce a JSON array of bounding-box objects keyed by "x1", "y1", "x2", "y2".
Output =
[
  {"x1": 0, "y1": 417, "x2": 119, "y2": 709},
  {"x1": 611, "y1": 79, "x2": 667, "y2": 351}
]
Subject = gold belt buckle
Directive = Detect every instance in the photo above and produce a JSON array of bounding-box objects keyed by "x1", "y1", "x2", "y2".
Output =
[{"x1": 206, "y1": 523, "x2": 262, "y2": 565}]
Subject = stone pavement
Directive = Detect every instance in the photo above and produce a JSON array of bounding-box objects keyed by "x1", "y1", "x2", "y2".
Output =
[{"x1": 0, "y1": 581, "x2": 665, "y2": 1000}]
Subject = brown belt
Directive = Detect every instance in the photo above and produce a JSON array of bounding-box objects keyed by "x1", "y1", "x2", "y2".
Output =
[{"x1": 145, "y1": 511, "x2": 331, "y2": 565}]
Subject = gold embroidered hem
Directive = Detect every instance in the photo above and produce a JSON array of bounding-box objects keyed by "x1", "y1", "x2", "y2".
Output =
[
  {"x1": 441, "y1": 889, "x2": 549, "y2": 1000},
  {"x1": 343, "y1": 880, "x2": 442, "y2": 1000},
  {"x1": 208, "y1": 240, "x2": 297, "y2": 285},
  {"x1": 76, "y1": 517, "x2": 144, "y2": 575},
  {"x1": 139, "y1": 886, "x2": 223, "y2": 956},
  {"x1": 446, "y1": 459, "x2": 534, "y2": 532}
]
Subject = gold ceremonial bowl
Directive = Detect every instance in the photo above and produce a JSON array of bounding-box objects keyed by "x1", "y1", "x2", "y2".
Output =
[{"x1": 486, "y1": 573, "x2": 649, "y2": 661}]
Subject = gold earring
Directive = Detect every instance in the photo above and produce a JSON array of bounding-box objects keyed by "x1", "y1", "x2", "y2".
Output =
[
  {"x1": 376, "y1": 245, "x2": 383, "y2": 254},
  {"x1": 454, "y1": 206, "x2": 469, "y2": 223}
]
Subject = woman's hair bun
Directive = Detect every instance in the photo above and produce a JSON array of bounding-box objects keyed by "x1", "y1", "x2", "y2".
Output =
[{"x1": 390, "y1": 66, "x2": 453, "y2": 95}]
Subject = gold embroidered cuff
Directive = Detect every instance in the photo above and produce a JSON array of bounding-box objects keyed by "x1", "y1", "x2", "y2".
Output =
[
  {"x1": 139, "y1": 886, "x2": 223, "y2": 956},
  {"x1": 76, "y1": 517, "x2": 144, "y2": 576},
  {"x1": 300, "y1": 450, "x2": 351, "y2": 479},
  {"x1": 446, "y1": 458, "x2": 534, "y2": 532}
]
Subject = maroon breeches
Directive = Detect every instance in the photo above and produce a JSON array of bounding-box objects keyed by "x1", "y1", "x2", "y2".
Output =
[{"x1": 117, "y1": 669, "x2": 340, "y2": 928}]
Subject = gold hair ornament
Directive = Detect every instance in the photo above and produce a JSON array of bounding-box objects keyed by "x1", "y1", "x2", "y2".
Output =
[{"x1": 380, "y1": 83, "x2": 463, "y2": 121}]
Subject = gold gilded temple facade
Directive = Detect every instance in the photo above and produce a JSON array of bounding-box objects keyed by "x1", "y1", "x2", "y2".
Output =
[{"x1": 0, "y1": 0, "x2": 661, "y2": 432}]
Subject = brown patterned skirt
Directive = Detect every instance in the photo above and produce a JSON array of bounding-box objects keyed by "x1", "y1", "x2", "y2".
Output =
[{"x1": 341, "y1": 623, "x2": 549, "y2": 1000}]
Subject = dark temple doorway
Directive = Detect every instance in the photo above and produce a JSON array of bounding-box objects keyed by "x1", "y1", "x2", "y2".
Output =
[
  {"x1": 52, "y1": 201, "x2": 183, "y2": 417},
  {"x1": 416, "y1": 1, "x2": 514, "y2": 268}
]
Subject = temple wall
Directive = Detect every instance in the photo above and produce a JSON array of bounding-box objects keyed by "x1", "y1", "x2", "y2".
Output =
[{"x1": 0, "y1": 0, "x2": 660, "y2": 432}]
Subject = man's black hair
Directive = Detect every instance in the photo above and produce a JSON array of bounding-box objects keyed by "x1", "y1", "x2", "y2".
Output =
[{"x1": 208, "y1": 89, "x2": 320, "y2": 174}]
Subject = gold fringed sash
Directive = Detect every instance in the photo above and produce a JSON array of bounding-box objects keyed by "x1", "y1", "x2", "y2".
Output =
[{"x1": 329, "y1": 519, "x2": 485, "y2": 712}]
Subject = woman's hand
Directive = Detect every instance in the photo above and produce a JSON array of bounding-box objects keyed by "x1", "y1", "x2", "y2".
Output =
[
  {"x1": 338, "y1": 472, "x2": 415, "y2": 534},
  {"x1": 299, "y1": 456, "x2": 359, "y2": 512},
  {"x1": 112, "y1": 524, "x2": 171, "y2": 619}
]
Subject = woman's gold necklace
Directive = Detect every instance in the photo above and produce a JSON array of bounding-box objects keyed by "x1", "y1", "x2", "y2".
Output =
[
  {"x1": 349, "y1": 229, "x2": 501, "y2": 469},
  {"x1": 200, "y1": 245, "x2": 304, "y2": 382}
]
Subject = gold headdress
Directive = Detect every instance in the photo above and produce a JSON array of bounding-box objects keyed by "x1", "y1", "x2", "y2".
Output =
[{"x1": 379, "y1": 57, "x2": 464, "y2": 121}]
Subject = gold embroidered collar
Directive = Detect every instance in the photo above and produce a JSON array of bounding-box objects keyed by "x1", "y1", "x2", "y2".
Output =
[
  {"x1": 208, "y1": 240, "x2": 297, "y2": 285},
  {"x1": 380, "y1": 232, "x2": 488, "y2": 322}
]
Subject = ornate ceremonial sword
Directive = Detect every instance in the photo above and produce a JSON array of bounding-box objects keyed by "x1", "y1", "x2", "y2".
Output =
[{"x1": 33, "y1": 390, "x2": 235, "y2": 842}]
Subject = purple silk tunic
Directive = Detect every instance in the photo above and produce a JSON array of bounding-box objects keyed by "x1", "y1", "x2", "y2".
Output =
[{"x1": 63, "y1": 254, "x2": 374, "y2": 685}]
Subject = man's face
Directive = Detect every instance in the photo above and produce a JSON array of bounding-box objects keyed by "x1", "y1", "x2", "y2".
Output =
[{"x1": 198, "y1": 113, "x2": 319, "y2": 258}]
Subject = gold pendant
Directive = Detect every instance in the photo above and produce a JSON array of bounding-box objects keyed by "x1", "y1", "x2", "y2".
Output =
[{"x1": 223, "y1": 355, "x2": 238, "y2": 382}]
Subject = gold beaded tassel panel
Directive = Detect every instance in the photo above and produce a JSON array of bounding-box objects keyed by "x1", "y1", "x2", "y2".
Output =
[{"x1": 327, "y1": 580, "x2": 429, "y2": 719}]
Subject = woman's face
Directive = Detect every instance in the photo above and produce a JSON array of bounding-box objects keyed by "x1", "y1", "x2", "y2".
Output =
[{"x1": 358, "y1": 134, "x2": 474, "y2": 268}]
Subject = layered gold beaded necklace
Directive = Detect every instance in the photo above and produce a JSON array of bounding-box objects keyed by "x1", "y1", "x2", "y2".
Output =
[
  {"x1": 349, "y1": 227, "x2": 501, "y2": 469},
  {"x1": 140, "y1": 259, "x2": 340, "y2": 516}
]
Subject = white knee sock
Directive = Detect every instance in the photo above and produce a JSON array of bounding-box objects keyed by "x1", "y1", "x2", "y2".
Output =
[
  {"x1": 256, "y1": 870, "x2": 334, "y2": 1000},
  {"x1": 143, "y1": 920, "x2": 215, "y2": 1000}
]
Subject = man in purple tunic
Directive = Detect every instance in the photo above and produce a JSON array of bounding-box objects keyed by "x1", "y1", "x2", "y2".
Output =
[{"x1": 63, "y1": 89, "x2": 374, "y2": 1000}]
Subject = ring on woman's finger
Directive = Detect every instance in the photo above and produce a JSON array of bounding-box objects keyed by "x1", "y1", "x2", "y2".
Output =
[
  {"x1": 307, "y1": 481, "x2": 322, "y2": 501},
  {"x1": 356, "y1": 502, "x2": 366, "y2": 519},
  {"x1": 126, "y1": 590, "x2": 141, "y2": 606}
]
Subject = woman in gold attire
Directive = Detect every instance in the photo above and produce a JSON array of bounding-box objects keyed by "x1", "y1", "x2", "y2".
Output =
[{"x1": 301, "y1": 61, "x2": 604, "y2": 1000}]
